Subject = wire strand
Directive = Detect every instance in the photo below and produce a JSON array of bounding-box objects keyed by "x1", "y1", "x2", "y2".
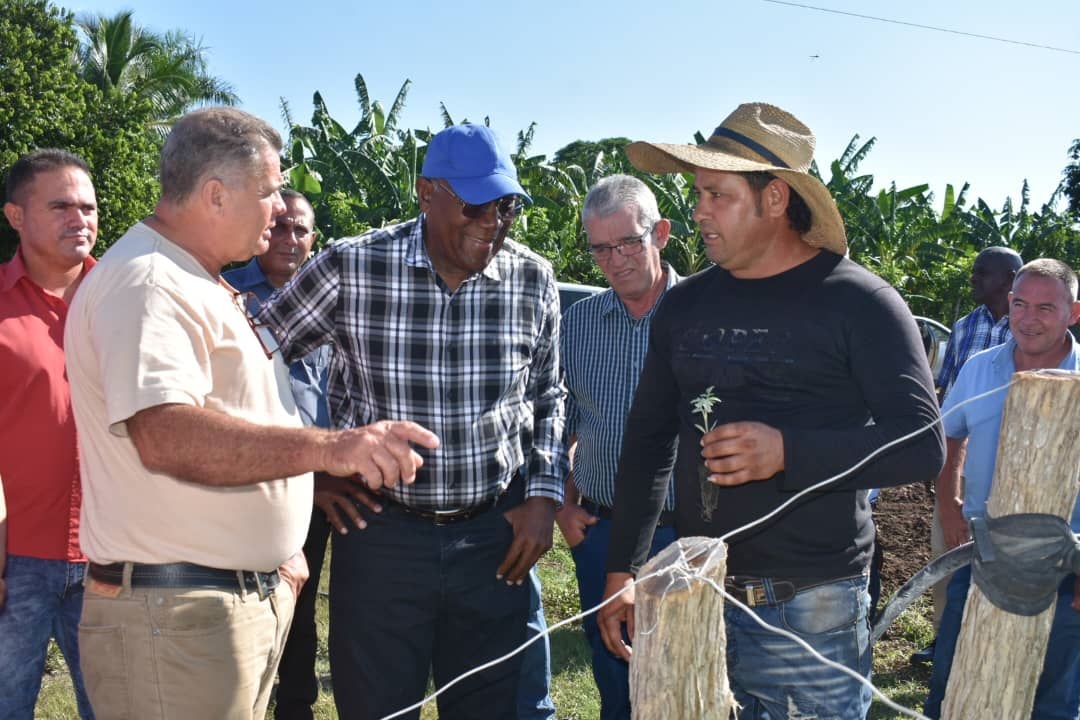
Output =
[
  {"x1": 376, "y1": 377, "x2": 1019, "y2": 720},
  {"x1": 760, "y1": 0, "x2": 1080, "y2": 55}
]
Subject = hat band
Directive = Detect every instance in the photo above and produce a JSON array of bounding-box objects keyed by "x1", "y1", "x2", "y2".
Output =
[{"x1": 709, "y1": 126, "x2": 790, "y2": 169}]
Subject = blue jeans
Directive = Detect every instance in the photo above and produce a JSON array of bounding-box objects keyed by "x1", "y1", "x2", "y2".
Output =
[
  {"x1": 0, "y1": 555, "x2": 94, "y2": 720},
  {"x1": 925, "y1": 566, "x2": 1080, "y2": 719},
  {"x1": 518, "y1": 567, "x2": 556, "y2": 720},
  {"x1": 570, "y1": 515, "x2": 677, "y2": 720},
  {"x1": 328, "y1": 494, "x2": 528, "y2": 720},
  {"x1": 726, "y1": 575, "x2": 872, "y2": 720}
]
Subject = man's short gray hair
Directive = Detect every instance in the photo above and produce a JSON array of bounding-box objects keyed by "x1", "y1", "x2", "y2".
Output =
[
  {"x1": 159, "y1": 107, "x2": 282, "y2": 203},
  {"x1": 1014, "y1": 258, "x2": 1079, "y2": 302},
  {"x1": 582, "y1": 174, "x2": 661, "y2": 231}
]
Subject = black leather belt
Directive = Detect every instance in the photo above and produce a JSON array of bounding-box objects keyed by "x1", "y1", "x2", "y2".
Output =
[
  {"x1": 724, "y1": 574, "x2": 864, "y2": 607},
  {"x1": 380, "y1": 495, "x2": 500, "y2": 525},
  {"x1": 88, "y1": 561, "x2": 280, "y2": 600},
  {"x1": 377, "y1": 474, "x2": 520, "y2": 526},
  {"x1": 580, "y1": 498, "x2": 675, "y2": 528}
]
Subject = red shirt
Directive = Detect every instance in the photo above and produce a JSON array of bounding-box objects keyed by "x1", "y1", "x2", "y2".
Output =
[{"x1": 0, "y1": 249, "x2": 95, "y2": 561}]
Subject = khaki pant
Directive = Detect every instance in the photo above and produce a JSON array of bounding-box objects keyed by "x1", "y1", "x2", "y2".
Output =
[{"x1": 79, "y1": 574, "x2": 294, "y2": 720}]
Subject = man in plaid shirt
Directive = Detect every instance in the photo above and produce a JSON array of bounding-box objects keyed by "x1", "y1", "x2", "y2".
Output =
[
  {"x1": 259, "y1": 123, "x2": 568, "y2": 720},
  {"x1": 935, "y1": 246, "x2": 1023, "y2": 399}
]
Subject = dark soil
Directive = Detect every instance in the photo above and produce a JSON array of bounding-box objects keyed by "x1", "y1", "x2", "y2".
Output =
[{"x1": 875, "y1": 481, "x2": 936, "y2": 597}]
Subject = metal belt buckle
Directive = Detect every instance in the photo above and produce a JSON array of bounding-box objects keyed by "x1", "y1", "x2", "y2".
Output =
[
  {"x1": 433, "y1": 507, "x2": 465, "y2": 525},
  {"x1": 253, "y1": 572, "x2": 269, "y2": 601},
  {"x1": 744, "y1": 582, "x2": 765, "y2": 607}
]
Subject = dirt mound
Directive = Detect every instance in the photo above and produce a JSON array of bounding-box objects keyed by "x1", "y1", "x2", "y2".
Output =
[{"x1": 875, "y1": 482, "x2": 935, "y2": 596}]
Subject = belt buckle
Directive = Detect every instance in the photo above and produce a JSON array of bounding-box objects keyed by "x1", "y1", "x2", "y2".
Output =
[
  {"x1": 252, "y1": 572, "x2": 269, "y2": 600},
  {"x1": 433, "y1": 508, "x2": 465, "y2": 526},
  {"x1": 743, "y1": 583, "x2": 766, "y2": 607},
  {"x1": 726, "y1": 578, "x2": 767, "y2": 607}
]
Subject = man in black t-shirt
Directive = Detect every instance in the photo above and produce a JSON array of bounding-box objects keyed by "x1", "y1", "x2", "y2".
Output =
[{"x1": 598, "y1": 102, "x2": 945, "y2": 719}]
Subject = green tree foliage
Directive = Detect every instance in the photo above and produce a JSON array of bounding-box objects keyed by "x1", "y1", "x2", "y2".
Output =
[
  {"x1": 278, "y1": 72, "x2": 1078, "y2": 325},
  {"x1": 75, "y1": 9, "x2": 238, "y2": 135},
  {"x1": 282, "y1": 74, "x2": 423, "y2": 247},
  {"x1": 1062, "y1": 139, "x2": 1080, "y2": 218},
  {"x1": 0, "y1": 0, "x2": 160, "y2": 261}
]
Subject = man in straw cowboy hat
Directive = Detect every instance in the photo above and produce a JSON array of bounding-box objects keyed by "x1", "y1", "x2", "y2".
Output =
[{"x1": 598, "y1": 102, "x2": 944, "y2": 718}]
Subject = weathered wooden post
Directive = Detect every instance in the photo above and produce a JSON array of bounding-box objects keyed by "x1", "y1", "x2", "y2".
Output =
[
  {"x1": 630, "y1": 536, "x2": 735, "y2": 719},
  {"x1": 943, "y1": 371, "x2": 1080, "y2": 719}
]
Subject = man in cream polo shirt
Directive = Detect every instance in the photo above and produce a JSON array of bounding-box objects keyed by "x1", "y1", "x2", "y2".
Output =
[{"x1": 65, "y1": 107, "x2": 438, "y2": 720}]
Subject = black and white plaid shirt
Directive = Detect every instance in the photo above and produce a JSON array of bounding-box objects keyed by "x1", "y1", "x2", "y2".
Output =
[{"x1": 259, "y1": 216, "x2": 568, "y2": 511}]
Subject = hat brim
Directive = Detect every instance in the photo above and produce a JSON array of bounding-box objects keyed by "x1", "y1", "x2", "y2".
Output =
[
  {"x1": 446, "y1": 174, "x2": 532, "y2": 206},
  {"x1": 626, "y1": 141, "x2": 847, "y2": 256}
]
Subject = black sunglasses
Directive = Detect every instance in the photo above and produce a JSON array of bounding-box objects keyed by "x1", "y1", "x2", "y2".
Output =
[{"x1": 434, "y1": 179, "x2": 524, "y2": 222}]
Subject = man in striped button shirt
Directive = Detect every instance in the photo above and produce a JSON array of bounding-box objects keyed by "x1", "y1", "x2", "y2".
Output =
[
  {"x1": 556, "y1": 175, "x2": 680, "y2": 720},
  {"x1": 258, "y1": 123, "x2": 568, "y2": 720}
]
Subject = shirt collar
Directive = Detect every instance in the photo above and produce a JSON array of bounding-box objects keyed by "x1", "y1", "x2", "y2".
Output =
[
  {"x1": 599, "y1": 262, "x2": 681, "y2": 318},
  {"x1": 0, "y1": 247, "x2": 96, "y2": 294},
  {"x1": 407, "y1": 214, "x2": 505, "y2": 285},
  {"x1": 994, "y1": 334, "x2": 1080, "y2": 373},
  {"x1": 230, "y1": 257, "x2": 271, "y2": 286}
]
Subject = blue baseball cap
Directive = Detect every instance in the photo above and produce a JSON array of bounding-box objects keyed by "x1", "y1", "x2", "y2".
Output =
[{"x1": 421, "y1": 124, "x2": 531, "y2": 205}]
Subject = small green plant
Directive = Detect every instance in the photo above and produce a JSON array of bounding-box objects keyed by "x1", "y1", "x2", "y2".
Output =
[
  {"x1": 691, "y1": 385, "x2": 721, "y2": 435},
  {"x1": 691, "y1": 386, "x2": 722, "y2": 521}
]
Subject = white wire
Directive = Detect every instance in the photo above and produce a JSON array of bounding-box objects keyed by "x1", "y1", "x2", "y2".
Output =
[
  {"x1": 377, "y1": 377, "x2": 1019, "y2": 720},
  {"x1": 376, "y1": 560, "x2": 684, "y2": 720},
  {"x1": 719, "y1": 378, "x2": 1015, "y2": 544},
  {"x1": 714, "y1": 580, "x2": 930, "y2": 720}
]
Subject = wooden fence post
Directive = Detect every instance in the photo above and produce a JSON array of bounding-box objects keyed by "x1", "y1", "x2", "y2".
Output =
[
  {"x1": 630, "y1": 536, "x2": 735, "y2": 719},
  {"x1": 943, "y1": 370, "x2": 1080, "y2": 719}
]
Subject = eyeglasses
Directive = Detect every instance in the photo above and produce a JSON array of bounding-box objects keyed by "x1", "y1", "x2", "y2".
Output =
[
  {"x1": 234, "y1": 291, "x2": 280, "y2": 359},
  {"x1": 434, "y1": 180, "x2": 525, "y2": 222},
  {"x1": 588, "y1": 226, "x2": 653, "y2": 262}
]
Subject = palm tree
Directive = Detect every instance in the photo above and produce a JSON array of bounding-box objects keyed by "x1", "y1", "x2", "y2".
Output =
[{"x1": 74, "y1": 10, "x2": 238, "y2": 134}]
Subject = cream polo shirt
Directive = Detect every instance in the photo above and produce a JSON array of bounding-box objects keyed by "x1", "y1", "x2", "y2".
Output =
[{"x1": 65, "y1": 222, "x2": 311, "y2": 572}]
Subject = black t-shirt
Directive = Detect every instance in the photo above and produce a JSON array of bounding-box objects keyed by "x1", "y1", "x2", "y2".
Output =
[{"x1": 607, "y1": 251, "x2": 944, "y2": 580}]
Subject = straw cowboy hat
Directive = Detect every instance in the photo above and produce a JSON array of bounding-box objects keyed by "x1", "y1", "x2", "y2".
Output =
[{"x1": 625, "y1": 102, "x2": 847, "y2": 256}]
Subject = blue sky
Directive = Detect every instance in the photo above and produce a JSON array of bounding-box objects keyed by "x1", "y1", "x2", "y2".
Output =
[{"x1": 78, "y1": 0, "x2": 1078, "y2": 210}]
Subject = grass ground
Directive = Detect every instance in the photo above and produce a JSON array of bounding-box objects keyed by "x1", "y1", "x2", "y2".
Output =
[{"x1": 35, "y1": 535, "x2": 933, "y2": 719}]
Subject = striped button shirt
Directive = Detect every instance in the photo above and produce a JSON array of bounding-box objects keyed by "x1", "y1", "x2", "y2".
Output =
[
  {"x1": 936, "y1": 304, "x2": 1011, "y2": 399},
  {"x1": 560, "y1": 265, "x2": 680, "y2": 510},
  {"x1": 258, "y1": 216, "x2": 568, "y2": 510}
]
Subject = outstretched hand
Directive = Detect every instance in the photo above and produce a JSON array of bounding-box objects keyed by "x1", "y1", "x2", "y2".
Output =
[{"x1": 323, "y1": 420, "x2": 439, "y2": 489}]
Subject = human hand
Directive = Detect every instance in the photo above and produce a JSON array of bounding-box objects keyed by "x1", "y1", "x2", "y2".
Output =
[
  {"x1": 939, "y1": 495, "x2": 969, "y2": 549},
  {"x1": 1072, "y1": 576, "x2": 1080, "y2": 612},
  {"x1": 323, "y1": 420, "x2": 439, "y2": 489},
  {"x1": 555, "y1": 502, "x2": 598, "y2": 549},
  {"x1": 278, "y1": 550, "x2": 309, "y2": 601},
  {"x1": 598, "y1": 572, "x2": 636, "y2": 661},
  {"x1": 0, "y1": 577, "x2": 6, "y2": 611},
  {"x1": 701, "y1": 421, "x2": 784, "y2": 486},
  {"x1": 497, "y1": 497, "x2": 556, "y2": 585},
  {"x1": 314, "y1": 472, "x2": 383, "y2": 534}
]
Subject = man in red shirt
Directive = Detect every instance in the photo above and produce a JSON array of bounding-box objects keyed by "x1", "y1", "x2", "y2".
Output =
[{"x1": 0, "y1": 149, "x2": 98, "y2": 720}]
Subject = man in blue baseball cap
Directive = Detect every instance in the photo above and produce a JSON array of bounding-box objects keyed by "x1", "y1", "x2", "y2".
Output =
[{"x1": 259, "y1": 123, "x2": 568, "y2": 720}]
